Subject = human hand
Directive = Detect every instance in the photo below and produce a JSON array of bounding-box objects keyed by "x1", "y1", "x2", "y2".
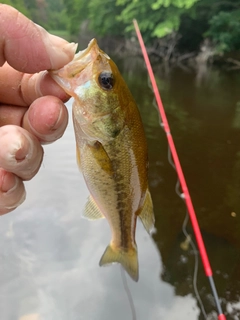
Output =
[{"x1": 0, "y1": 4, "x2": 77, "y2": 215}]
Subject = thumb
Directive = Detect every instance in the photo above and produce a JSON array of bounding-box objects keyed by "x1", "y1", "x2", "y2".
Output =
[{"x1": 0, "y1": 4, "x2": 77, "y2": 73}]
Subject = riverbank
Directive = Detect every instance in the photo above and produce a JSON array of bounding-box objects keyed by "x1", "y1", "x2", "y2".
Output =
[
  {"x1": 77, "y1": 28, "x2": 240, "y2": 71},
  {"x1": 50, "y1": 27, "x2": 240, "y2": 72}
]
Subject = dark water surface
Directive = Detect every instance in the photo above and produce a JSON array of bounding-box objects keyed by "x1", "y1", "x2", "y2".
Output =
[
  {"x1": 122, "y1": 58, "x2": 240, "y2": 319},
  {"x1": 0, "y1": 56, "x2": 240, "y2": 319}
]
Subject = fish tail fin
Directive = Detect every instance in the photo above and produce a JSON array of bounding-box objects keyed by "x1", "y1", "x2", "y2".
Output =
[{"x1": 99, "y1": 244, "x2": 139, "y2": 282}]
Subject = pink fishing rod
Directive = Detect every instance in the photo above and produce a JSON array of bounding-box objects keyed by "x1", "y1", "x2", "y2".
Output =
[{"x1": 133, "y1": 19, "x2": 226, "y2": 320}]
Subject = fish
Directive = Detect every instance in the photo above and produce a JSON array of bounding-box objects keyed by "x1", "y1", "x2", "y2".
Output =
[{"x1": 50, "y1": 39, "x2": 154, "y2": 281}]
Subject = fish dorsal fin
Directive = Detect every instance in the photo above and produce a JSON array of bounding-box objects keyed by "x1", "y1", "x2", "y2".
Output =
[
  {"x1": 83, "y1": 196, "x2": 105, "y2": 220},
  {"x1": 138, "y1": 189, "x2": 155, "y2": 234}
]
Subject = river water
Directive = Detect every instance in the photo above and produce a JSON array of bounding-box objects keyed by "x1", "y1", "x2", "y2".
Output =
[{"x1": 0, "y1": 55, "x2": 240, "y2": 320}]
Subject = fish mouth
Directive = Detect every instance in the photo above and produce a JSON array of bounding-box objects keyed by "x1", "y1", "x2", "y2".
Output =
[
  {"x1": 50, "y1": 38, "x2": 112, "y2": 100},
  {"x1": 50, "y1": 38, "x2": 104, "y2": 82},
  {"x1": 74, "y1": 38, "x2": 99, "y2": 62},
  {"x1": 70, "y1": 38, "x2": 110, "y2": 75},
  {"x1": 75, "y1": 38, "x2": 110, "y2": 60}
]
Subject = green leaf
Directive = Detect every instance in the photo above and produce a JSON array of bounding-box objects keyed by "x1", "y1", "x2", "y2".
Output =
[
  {"x1": 152, "y1": 16, "x2": 180, "y2": 37},
  {"x1": 152, "y1": 0, "x2": 198, "y2": 10}
]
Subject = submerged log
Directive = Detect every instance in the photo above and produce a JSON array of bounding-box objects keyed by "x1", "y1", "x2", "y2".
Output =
[{"x1": 227, "y1": 57, "x2": 240, "y2": 70}]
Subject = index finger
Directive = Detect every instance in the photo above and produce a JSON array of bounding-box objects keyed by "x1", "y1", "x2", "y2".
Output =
[{"x1": 0, "y1": 4, "x2": 77, "y2": 73}]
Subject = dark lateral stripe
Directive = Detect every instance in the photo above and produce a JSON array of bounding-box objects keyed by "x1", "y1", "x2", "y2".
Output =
[
  {"x1": 111, "y1": 153, "x2": 132, "y2": 248},
  {"x1": 118, "y1": 208, "x2": 129, "y2": 248}
]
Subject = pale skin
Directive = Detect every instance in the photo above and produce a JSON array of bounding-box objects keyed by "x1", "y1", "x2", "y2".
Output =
[{"x1": 0, "y1": 4, "x2": 77, "y2": 215}]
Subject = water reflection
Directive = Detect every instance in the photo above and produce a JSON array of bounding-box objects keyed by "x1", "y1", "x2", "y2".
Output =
[
  {"x1": 0, "y1": 103, "x2": 201, "y2": 320},
  {"x1": 0, "y1": 58, "x2": 240, "y2": 319},
  {"x1": 119, "y1": 56, "x2": 240, "y2": 318}
]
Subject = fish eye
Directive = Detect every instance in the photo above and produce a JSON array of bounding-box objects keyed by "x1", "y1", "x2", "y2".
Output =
[{"x1": 98, "y1": 72, "x2": 114, "y2": 90}]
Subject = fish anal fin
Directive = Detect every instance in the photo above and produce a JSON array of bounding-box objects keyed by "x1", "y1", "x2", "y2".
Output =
[
  {"x1": 83, "y1": 196, "x2": 105, "y2": 220},
  {"x1": 99, "y1": 244, "x2": 139, "y2": 282},
  {"x1": 138, "y1": 189, "x2": 155, "y2": 234}
]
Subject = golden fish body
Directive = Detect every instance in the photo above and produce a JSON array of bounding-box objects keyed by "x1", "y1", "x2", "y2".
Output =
[{"x1": 51, "y1": 39, "x2": 154, "y2": 281}]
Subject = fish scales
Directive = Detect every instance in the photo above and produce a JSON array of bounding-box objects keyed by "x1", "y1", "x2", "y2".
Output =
[
  {"x1": 80, "y1": 126, "x2": 138, "y2": 250},
  {"x1": 50, "y1": 39, "x2": 155, "y2": 281}
]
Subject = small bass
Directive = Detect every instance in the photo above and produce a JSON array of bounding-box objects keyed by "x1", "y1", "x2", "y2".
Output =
[{"x1": 51, "y1": 39, "x2": 154, "y2": 281}]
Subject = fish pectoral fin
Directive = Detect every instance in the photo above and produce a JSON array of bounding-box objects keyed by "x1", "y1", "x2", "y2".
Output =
[
  {"x1": 138, "y1": 188, "x2": 155, "y2": 234},
  {"x1": 87, "y1": 141, "x2": 113, "y2": 175},
  {"x1": 99, "y1": 244, "x2": 139, "y2": 282},
  {"x1": 83, "y1": 196, "x2": 105, "y2": 220}
]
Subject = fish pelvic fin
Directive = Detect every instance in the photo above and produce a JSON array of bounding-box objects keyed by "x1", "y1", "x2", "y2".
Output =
[
  {"x1": 138, "y1": 188, "x2": 155, "y2": 234},
  {"x1": 83, "y1": 196, "x2": 105, "y2": 220},
  {"x1": 76, "y1": 145, "x2": 81, "y2": 171},
  {"x1": 99, "y1": 244, "x2": 139, "y2": 282}
]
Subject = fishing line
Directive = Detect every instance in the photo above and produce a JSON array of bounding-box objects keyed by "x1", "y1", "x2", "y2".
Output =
[
  {"x1": 147, "y1": 46, "x2": 207, "y2": 317},
  {"x1": 182, "y1": 211, "x2": 208, "y2": 320},
  {"x1": 169, "y1": 142, "x2": 208, "y2": 317},
  {"x1": 133, "y1": 19, "x2": 226, "y2": 320},
  {"x1": 149, "y1": 65, "x2": 212, "y2": 318},
  {"x1": 120, "y1": 266, "x2": 137, "y2": 320},
  {"x1": 167, "y1": 144, "x2": 207, "y2": 316},
  {"x1": 147, "y1": 52, "x2": 208, "y2": 318}
]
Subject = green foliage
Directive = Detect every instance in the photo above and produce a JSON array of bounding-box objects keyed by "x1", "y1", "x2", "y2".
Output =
[
  {"x1": 2, "y1": 0, "x2": 69, "y2": 31},
  {"x1": 207, "y1": 10, "x2": 240, "y2": 53},
  {"x1": 115, "y1": 0, "x2": 199, "y2": 40},
  {"x1": 88, "y1": 0, "x2": 124, "y2": 36},
  {"x1": 30, "y1": 0, "x2": 69, "y2": 31},
  {"x1": 152, "y1": 15, "x2": 180, "y2": 38},
  {"x1": 62, "y1": 0, "x2": 199, "y2": 40},
  {"x1": 65, "y1": 0, "x2": 89, "y2": 34},
  {"x1": 1, "y1": 0, "x2": 31, "y2": 17},
  {"x1": 3, "y1": 0, "x2": 240, "y2": 55},
  {"x1": 151, "y1": 0, "x2": 198, "y2": 10}
]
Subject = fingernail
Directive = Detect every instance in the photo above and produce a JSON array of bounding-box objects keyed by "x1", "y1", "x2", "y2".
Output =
[
  {"x1": 46, "y1": 39, "x2": 77, "y2": 69},
  {"x1": 1, "y1": 131, "x2": 34, "y2": 168},
  {"x1": 15, "y1": 133, "x2": 34, "y2": 162},
  {"x1": 62, "y1": 42, "x2": 78, "y2": 57},
  {"x1": 34, "y1": 70, "x2": 46, "y2": 97},
  {"x1": 52, "y1": 103, "x2": 63, "y2": 130},
  {"x1": 35, "y1": 24, "x2": 77, "y2": 69},
  {"x1": 40, "y1": 28, "x2": 77, "y2": 69},
  {"x1": 0, "y1": 126, "x2": 43, "y2": 181},
  {"x1": 0, "y1": 170, "x2": 17, "y2": 193},
  {"x1": 0, "y1": 171, "x2": 26, "y2": 211},
  {"x1": 5, "y1": 179, "x2": 26, "y2": 210}
]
